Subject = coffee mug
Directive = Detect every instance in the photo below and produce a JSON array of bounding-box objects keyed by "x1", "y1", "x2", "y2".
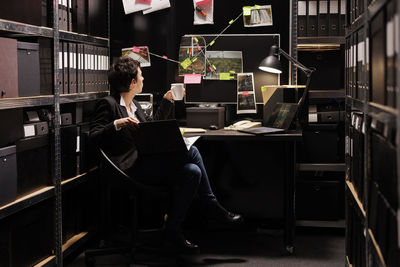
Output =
[{"x1": 171, "y1": 83, "x2": 185, "y2": 100}]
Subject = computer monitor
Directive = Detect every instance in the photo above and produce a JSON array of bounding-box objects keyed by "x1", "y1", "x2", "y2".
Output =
[{"x1": 184, "y1": 34, "x2": 281, "y2": 105}]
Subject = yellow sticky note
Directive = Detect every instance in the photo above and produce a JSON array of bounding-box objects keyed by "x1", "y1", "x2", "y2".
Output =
[
  {"x1": 209, "y1": 40, "x2": 215, "y2": 46},
  {"x1": 261, "y1": 86, "x2": 267, "y2": 92},
  {"x1": 229, "y1": 19, "x2": 234, "y2": 24},
  {"x1": 192, "y1": 57, "x2": 198, "y2": 62},
  {"x1": 220, "y1": 73, "x2": 232, "y2": 80},
  {"x1": 180, "y1": 58, "x2": 192, "y2": 69},
  {"x1": 254, "y1": 5, "x2": 260, "y2": 9},
  {"x1": 212, "y1": 64, "x2": 217, "y2": 70},
  {"x1": 194, "y1": 37, "x2": 199, "y2": 43},
  {"x1": 243, "y1": 6, "x2": 251, "y2": 16},
  {"x1": 229, "y1": 70, "x2": 235, "y2": 74}
]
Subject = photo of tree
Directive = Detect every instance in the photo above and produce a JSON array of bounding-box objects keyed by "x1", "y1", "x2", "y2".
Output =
[{"x1": 204, "y1": 51, "x2": 243, "y2": 80}]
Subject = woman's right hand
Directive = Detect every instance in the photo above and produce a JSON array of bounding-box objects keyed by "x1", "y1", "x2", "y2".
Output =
[{"x1": 114, "y1": 117, "x2": 139, "y2": 131}]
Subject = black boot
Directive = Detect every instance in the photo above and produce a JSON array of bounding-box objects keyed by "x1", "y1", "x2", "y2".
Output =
[
  {"x1": 163, "y1": 229, "x2": 200, "y2": 254},
  {"x1": 206, "y1": 201, "x2": 243, "y2": 224}
]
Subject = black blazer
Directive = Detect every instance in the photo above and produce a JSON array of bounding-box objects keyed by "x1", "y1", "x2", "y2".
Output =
[{"x1": 90, "y1": 94, "x2": 174, "y2": 171}]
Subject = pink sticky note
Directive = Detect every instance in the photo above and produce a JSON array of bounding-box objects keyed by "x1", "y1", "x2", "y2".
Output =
[
  {"x1": 162, "y1": 55, "x2": 168, "y2": 59},
  {"x1": 184, "y1": 74, "x2": 202, "y2": 84},
  {"x1": 242, "y1": 91, "x2": 249, "y2": 95},
  {"x1": 196, "y1": 44, "x2": 201, "y2": 51},
  {"x1": 208, "y1": 66, "x2": 214, "y2": 72},
  {"x1": 141, "y1": 52, "x2": 147, "y2": 56},
  {"x1": 132, "y1": 46, "x2": 140, "y2": 53}
]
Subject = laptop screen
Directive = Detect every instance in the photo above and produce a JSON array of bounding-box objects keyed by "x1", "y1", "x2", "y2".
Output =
[{"x1": 132, "y1": 120, "x2": 187, "y2": 155}]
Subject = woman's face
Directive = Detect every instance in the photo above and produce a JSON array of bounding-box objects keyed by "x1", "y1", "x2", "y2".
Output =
[{"x1": 131, "y1": 67, "x2": 144, "y2": 94}]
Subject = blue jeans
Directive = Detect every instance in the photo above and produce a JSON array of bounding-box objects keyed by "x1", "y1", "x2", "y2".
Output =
[{"x1": 131, "y1": 146, "x2": 217, "y2": 231}]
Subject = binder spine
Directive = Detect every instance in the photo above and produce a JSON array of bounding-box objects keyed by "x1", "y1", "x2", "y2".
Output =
[
  {"x1": 318, "y1": 0, "x2": 329, "y2": 36},
  {"x1": 329, "y1": 0, "x2": 339, "y2": 36},
  {"x1": 340, "y1": 0, "x2": 346, "y2": 36},
  {"x1": 386, "y1": 1, "x2": 396, "y2": 107},
  {"x1": 298, "y1": 1, "x2": 308, "y2": 37},
  {"x1": 308, "y1": 0, "x2": 318, "y2": 36}
]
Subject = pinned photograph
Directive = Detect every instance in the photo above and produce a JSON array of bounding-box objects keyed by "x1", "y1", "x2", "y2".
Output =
[
  {"x1": 204, "y1": 51, "x2": 243, "y2": 80},
  {"x1": 243, "y1": 5, "x2": 273, "y2": 27},
  {"x1": 237, "y1": 73, "x2": 257, "y2": 114},
  {"x1": 178, "y1": 35, "x2": 206, "y2": 76},
  {"x1": 122, "y1": 46, "x2": 151, "y2": 67}
]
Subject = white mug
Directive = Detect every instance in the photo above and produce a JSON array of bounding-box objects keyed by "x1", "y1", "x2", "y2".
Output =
[{"x1": 171, "y1": 83, "x2": 185, "y2": 100}]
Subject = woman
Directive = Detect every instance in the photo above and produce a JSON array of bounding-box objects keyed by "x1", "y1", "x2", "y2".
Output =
[{"x1": 90, "y1": 57, "x2": 242, "y2": 253}]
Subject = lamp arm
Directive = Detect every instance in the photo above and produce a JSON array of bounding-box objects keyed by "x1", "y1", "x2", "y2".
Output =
[{"x1": 278, "y1": 48, "x2": 314, "y2": 76}]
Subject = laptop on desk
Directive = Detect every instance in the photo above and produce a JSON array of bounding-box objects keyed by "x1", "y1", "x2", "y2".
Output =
[
  {"x1": 132, "y1": 120, "x2": 188, "y2": 155},
  {"x1": 239, "y1": 103, "x2": 298, "y2": 135}
]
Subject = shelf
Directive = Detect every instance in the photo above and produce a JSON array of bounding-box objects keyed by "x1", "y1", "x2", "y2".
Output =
[
  {"x1": 0, "y1": 19, "x2": 109, "y2": 47},
  {"x1": 59, "y1": 31, "x2": 109, "y2": 47},
  {"x1": 0, "y1": 92, "x2": 108, "y2": 110},
  {"x1": 368, "y1": 0, "x2": 391, "y2": 21},
  {"x1": 0, "y1": 186, "x2": 54, "y2": 220},
  {"x1": 346, "y1": 97, "x2": 365, "y2": 111},
  {"x1": 368, "y1": 228, "x2": 387, "y2": 267},
  {"x1": 368, "y1": 102, "x2": 397, "y2": 126},
  {"x1": 345, "y1": 180, "x2": 366, "y2": 217},
  {"x1": 308, "y1": 90, "x2": 345, "y2": 99},
  {"x1": 297, "y1": 37, "x2": 345, "y2": 45},
  {"x1": 346, "y1": 13, "x2": 366, "y2": 37},
  {"x1": 60, "y1": 91, "x2": 109, "y2": 104},
  {"x1": 33, "y1": 232, "x2": 90, "y2": 267},
  {"x1": 61, "y1": 167, "x2": 98, "y2": 192},
  {"x1": 296, "y1": 219, "x2": 345, "y2": 228},
  {"x1": 346, "y1": 256, "x2": 353, "y2": 267},
  {"x1": 0, "y1": 95, "x2": 54, "y2": 110},
  {"x1": 297, "y1": 163, "x2": 345, "y2": 172},
  {"x1": 0, "y1": 18, "x2": 53, "y2": 38}
]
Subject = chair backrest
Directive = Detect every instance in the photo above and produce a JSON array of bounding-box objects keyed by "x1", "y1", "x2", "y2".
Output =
[{"x1": 99, "y1": 148, "x2": 169, "y2": 198}]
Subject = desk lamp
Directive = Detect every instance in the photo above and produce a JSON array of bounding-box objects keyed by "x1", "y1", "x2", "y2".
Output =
[{"x1": 259, "y1": 45, "x2": 315, "y2": 126}]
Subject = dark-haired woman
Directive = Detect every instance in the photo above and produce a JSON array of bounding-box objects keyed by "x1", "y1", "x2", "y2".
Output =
[{"x1": 90, "y1": 57, "x2": 242, "y2": 254}]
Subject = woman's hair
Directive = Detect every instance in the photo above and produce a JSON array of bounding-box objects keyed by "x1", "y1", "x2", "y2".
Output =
[{"x1": 108, "y1": 57, "x2": 140, "y2": 95}]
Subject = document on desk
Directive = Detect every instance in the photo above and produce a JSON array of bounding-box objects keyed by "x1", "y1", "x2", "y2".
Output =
[
  {"x1": 180, "y1": 127, "x2": 207, "y2": 133},
  {"x1": 183, "y1": 136, "x2": 200, "y2": 151}
]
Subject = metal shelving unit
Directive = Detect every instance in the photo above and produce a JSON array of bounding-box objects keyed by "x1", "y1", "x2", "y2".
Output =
[
  {"x1": 293, "y1": 0, "x2": 347, "y2": 228},
  {"x1": 345, "y1": 0, "x2": 400, "y2": 265},
  {"x1": 0, "y1": 1, "x2": 110, "y2": 266}
]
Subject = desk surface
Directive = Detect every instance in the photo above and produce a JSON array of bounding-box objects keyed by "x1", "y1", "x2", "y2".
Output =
[{"x1": 184, "y1": 129, "x2": 302, "y2": 141}]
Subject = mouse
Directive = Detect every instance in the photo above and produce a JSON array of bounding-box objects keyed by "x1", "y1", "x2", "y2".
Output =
[{"x1": 209, "y1": 124, "x2": 218, "y2": 130}]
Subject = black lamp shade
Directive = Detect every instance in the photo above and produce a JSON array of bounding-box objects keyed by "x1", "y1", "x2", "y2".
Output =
[{"x1": 259, "y1": 45, "x2": 282, "y2": 74}]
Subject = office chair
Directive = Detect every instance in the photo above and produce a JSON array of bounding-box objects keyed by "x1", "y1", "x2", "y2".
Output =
[{"x1": 84, "y1": 148, "x2": 171, "y2": 266}]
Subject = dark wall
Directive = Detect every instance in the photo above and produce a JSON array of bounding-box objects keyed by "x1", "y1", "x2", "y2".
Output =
[{"x1": 110, "y1": 0, "x2": 290, "y2": 100}]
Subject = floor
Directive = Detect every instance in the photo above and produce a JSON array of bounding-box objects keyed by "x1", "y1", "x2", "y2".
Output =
[{"x1": 67, "y1": 226, "x2": 345, "y2": 267}]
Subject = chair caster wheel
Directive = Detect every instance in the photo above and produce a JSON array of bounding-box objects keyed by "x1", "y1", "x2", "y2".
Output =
[{"x1": 85, "y1": 255, "x2": 96, "y2": 266}]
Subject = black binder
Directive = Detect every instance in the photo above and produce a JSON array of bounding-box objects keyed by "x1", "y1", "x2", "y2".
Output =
[
  {"x1": 72, "y1": 0, "x2": 88, "y2": 34},
  {"x1": 370, "y1": 11, "x2": 385, "y2": 105},
  {"x1": 339, "y1": 0, "x2": 346, "y2": 36},
  {"x1": 68, "y1": 42, "x2": 77, "y2": 94},
  {"x1": 298, "y1": 1, "x2": 307, "y2": 37},
  {"x1": 329, "y1": 0, "x2": 339, "y2": 36},
  {"x1": 63, "y1": 41, "x2": 69, "y2": 94},
  {"x1": 318, "y1": 0, "x2": 329, "y2": 36},
  {"x1": 307, "y1": 0, "x2": 318, "y2": 36},
  {"x1": 385, "y1": 1, "x2": 395, "y2": 107}
]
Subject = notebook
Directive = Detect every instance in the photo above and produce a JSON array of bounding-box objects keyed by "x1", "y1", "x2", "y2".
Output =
[
  {"x1": 132, "y1": 120, "x2": 188, "y2": 155},
  {"x1": 238, "y1": 126, "x2": 285, "y2": 135}
]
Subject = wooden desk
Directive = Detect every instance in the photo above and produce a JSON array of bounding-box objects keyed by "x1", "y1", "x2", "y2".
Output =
[{"x1": 184, "y1": 129, "x2": 302, "y2": 254}]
